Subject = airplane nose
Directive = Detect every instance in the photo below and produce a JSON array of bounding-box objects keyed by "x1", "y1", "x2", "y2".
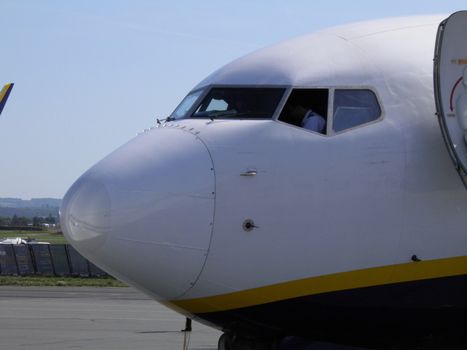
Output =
[
  {"x1": 60, "y1": 177, "x2": 111, "y2": 253},
  {"x1": 60, "y1": 127, "x2": 215, "y2": 300}
]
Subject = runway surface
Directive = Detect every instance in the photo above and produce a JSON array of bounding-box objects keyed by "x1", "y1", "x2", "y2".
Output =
[
  {"x1": 0, "y1": 286, "x2": 221, "y2": 350},
  {"x1": 1, "y1": 286, "x2": 435, "y2": 350}
]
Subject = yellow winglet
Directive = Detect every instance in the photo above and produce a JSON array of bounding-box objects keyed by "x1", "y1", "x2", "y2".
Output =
[{"x1": 0, "y1": 83, "x2": 14, "y2": 115}]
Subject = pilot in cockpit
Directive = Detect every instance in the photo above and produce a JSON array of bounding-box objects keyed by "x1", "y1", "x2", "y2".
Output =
[
  {"x1": 302, "y1": 109, "x2": 326, "y2": 133},
  {"x1": 285, "y1": 104, "x2": 326, "y2": 134}
]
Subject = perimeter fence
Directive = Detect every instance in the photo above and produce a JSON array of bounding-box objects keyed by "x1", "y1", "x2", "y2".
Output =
[{"x1": 0, "y1": 244, "x2": 107, "y2": 277}]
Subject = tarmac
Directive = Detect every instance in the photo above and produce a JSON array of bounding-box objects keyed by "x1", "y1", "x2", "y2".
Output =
[
  {"x1": 0, "y1": 286, "x2": 374, "y2": 350},
  {"x1": 3, "y1": 286, "x2": 435, "y2": 350},
  {"x1": 1, "y1": 286, "x2": 464, "y2": 350},
  {"x1": 0, "y1": 286, "x2": 221, "y2": 350}
]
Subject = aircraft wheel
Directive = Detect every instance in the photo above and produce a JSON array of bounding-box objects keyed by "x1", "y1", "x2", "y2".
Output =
[{"x1": 218, "y1": 333, "x2": 233, "y2": 350}]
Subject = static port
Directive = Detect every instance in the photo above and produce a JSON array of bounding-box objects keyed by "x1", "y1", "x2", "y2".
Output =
[{"x1": 243, "y1": 219, "x2": 256, "y2": 232}]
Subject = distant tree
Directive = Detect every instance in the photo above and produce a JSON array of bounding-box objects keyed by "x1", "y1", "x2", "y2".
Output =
[
  {"x1": 10, "y1": 214, "x2": 29, "y2": 226},
  {"x1": 2, "y1": 217, "x2": 11, "y2": 226},
  {"x1": 18, "y1": 216, "x2": 29, "y2": 226},
  {"x1": 11, "y1": 214, "x2": 19, "y2": 225},
  {"x1": 32, "y1": 216, "x2": 42, "y2": 227},
  {"x1": 45, "y1": 214, "x2": 56, "y2": 224}
]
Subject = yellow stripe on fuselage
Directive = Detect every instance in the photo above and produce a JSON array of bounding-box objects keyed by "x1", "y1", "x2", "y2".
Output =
[{"x1": 170, "y1": 255, "x2": 467, "y2": 313}]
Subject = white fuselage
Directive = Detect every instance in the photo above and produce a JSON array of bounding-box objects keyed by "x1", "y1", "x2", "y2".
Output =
[{"x1": 60, "y1": 14, "x2": 467, "y2": 346}]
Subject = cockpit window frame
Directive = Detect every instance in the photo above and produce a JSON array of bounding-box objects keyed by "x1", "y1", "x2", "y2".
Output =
[
  {"x1": 171, "y1": 85, "x2": 384, "y2": 129},
  {"x1": 274, "y1": 85, "x2": 384, "y2": 136}
]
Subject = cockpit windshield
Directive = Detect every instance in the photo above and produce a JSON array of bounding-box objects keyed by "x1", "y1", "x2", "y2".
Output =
[
  {"x1": 168, "y1": 87, "x2": 285, "y2": 121},
  {"x1": 170, "y1": 90, "x2": 204, "y2": 120},
  {"x1": 192, "y1": 87, "x2": 285, "y2": 119}
]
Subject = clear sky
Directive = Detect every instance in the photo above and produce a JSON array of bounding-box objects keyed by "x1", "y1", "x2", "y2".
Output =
[{"x1": 0, "y1": 0, "x2": 465, "y2": 199}]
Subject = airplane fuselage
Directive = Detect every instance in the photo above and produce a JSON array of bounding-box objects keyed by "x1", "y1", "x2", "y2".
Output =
[{"x1": 61, "y1": 14, "x2": 467, "y2": 348}]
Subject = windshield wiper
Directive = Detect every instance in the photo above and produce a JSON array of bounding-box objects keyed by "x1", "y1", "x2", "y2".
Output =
[
  {"x1": 161, "y1": 116, "x2": 176, "y2": 122},
  {"x1": 192, "y1": 110, "x2": 241, "y2": 119},
  {"x1": 155, "y1": 116, "x2": 176, "y2": 126},
  {"x1": 191, "y1": 110, "x2": 268, "y2": 120}
]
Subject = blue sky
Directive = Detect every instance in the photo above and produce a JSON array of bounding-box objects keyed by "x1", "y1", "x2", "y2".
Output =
[{"x1": 1, "y1": 1, "x2": 465, "y2": 199}]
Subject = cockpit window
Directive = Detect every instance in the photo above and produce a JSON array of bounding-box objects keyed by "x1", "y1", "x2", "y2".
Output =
[
  {"x1": 332, "y1": 89, "x2": 381, "y2": 133},
  {"x1": 279, "y1": 89, "x2": 329, "y2": 135},
  {"x1": 171, "y1": 90, "x2": 203, "y2": 120},
  {"x1": 191, "y1": 87, "x2": 285, "y2": 119}
]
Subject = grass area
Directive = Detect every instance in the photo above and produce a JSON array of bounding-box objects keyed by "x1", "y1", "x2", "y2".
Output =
[
  {"x1": 0, "y1": 275, "x2": 127, "y2": 287},
  {"x1": 0, "y1": 230, "x2": 67, "y2": 244}
]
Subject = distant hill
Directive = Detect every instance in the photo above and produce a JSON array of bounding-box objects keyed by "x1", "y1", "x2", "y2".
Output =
[
  {"x1": 0, "y1": 198, "x2": 61, "y2": 218},
  {"x1": 0, "y1": 198, "x2": 61, "y2": 209}
]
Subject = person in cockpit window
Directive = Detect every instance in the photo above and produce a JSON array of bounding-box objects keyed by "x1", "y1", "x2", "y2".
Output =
[
  {"x1": 302, "y1": 109, "x2": 326, "y2": 134},
  {"x1": 281, "y1": 103, "x2": 326, "y2": 134}
]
